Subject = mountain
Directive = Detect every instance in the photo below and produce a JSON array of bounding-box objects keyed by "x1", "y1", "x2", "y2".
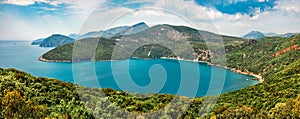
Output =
[
  {"x1": 258, "y1": 32, "x2": 298, "y2": 38},
  {"x1": 243, "y1": 31, "x2": 265, "y2": 39},
  {"x1": 114, "y1": 22, "x2": 149, "y2": 36},
  {"x1": 31, "y1": 22, "x2": 149, "y2": 47},
  {"x1": 39, "y1": 34, "x2": 75, "y2": 47},
  {"x1": 78, "y1": 31, "x2": 103, "y2": 39},
  {"x1": 31, "y1": 38, "x2": 44, "y2": 45},
  {"x1": 278, "y1": 33, "x2": 298, "y2": 38},
  {"x1": 101, "y1": 26, "x2": 130, "y2": 38},
  {"x1": 40, "y1": 24, "x2": 246, "y2": 62},
  {"x1": 77, "y1": 22, "x2": 149, "y2": 39}
]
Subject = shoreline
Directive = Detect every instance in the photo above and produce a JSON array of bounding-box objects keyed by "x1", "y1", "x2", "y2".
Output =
[
  {"x1": 160, "y1": 57, "x2": 264, "y2": 82},
  {"x1": 39, "y1": 56, "x2": 264, "y2": 82},
  {"x1": 38, "y1": 56, "x2": 72, "y2": 63}
]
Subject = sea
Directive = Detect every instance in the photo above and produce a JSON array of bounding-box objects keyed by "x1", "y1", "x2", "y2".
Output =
[{"x1": 0, "y1": 40, "x2": 258, "y2": 97}]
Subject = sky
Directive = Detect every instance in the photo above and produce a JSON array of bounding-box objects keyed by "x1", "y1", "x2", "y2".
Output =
[{"x1": 0, "y1": 0, "x2": 299, "y2": 40}]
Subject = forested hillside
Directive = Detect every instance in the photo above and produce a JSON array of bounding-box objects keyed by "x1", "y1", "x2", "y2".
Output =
[
  {"x1": 226, "y1": 34, "x2": 300, "y2": 77},
  {"x1": 209, "y1": 59, "x2": 300, "y2": 118},
  {"x1": 41, "y1": 24, "x2": 247, "y2": 62}
]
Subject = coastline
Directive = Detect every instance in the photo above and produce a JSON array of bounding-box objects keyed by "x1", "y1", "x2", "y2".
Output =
[
  {"x1": 160, "y1": 57, "x2": 264, "y2": 82},
  {"x1": 39, "y1": 56, "x2": 264, "y2": 82},
  {"x1": 39, "y1": 56, "x2": 72, "y2": 63}
]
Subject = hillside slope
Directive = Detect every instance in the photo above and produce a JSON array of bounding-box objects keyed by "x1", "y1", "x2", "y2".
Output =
[
  {"x1": 76, "y1": 22, "x2": 149, "y2": 40},
  {"x1": 226, "y1": 34, "x2": 300, "y2": 77},
  {"x1": 41, "y1": 24, "x2": 246, "y2": 62},
  {"x1": 243, "y1": 31, "x2": 265, "y2": 39},
  {"x1": 38, "y1": 34, "x2": 75, "y2": 47},
  {"x1": 210, "y1": 58, "x2": 300, "y2": 118}
]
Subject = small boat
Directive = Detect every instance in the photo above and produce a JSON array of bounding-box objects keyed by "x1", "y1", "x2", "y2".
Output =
[{"x1": 147, "y1": 51, "x2": 152, "y2": 57}]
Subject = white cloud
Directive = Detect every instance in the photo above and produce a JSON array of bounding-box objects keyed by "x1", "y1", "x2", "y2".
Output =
[
  {"x1": 138, "y1": 0, "x2": 300, "y2": 36},
  {"x1": 2, "y1": 0, "x2": 35, "y2": 6},
  {"x1": 79, "y1": 7, "x2": 134, "y2": 34},
  {"x1": 275, "y1": 0, "x2": 300, "y2": 16},
  {"x1": 59, "y1": 0, "x2": 108, "y2": 15},
  {"x1": 1, "y1": 0, "x2": 300, "y2": 40},
  {"x1": 78, "y1": 7, "x2": 193, "y2": 34},
  {"x1": 1, "y1": 0, "x2": 62, "y2": 6}
]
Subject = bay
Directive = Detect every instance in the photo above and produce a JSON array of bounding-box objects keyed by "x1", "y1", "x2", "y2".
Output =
[{"x1": 0, "y1": 41, "x2": 258, "y2": 97}]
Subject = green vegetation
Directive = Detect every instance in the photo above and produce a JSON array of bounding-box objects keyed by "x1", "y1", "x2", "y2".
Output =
[
  {"x1": 0, "y1": 68, "x2": 92, "y2": 118},
  {"x1": 41, "y1": 24, "x2": 247, "y2": 62},
  {"x1": 209, "y1": 58, "x2": 300, "y2": 118},
  {"x1": 226, "y1": 34, "x2": 300, "y2": 77},
  {"x1": 42, "y1": 38, "x2": 116, "y2": 61},
  {"x1": 3, "y1": 24, "x2": 300, "y2": 118},
  {"x1": 0, "y1": 68, "x2": 201, "y2": 118}
]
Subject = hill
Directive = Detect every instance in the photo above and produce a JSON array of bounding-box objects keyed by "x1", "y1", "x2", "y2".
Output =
[
  {"x1": 279, "y1": 33, "x2": 298, "y2": 38},
  {"x1": 31, "y1": 38, "x2": 44, "y2": 45},
  {"x1": 243, "y1": 31, "x2": 265, "y2": 39},
  {"x1": 38, "y1": 34, "x2": 75, "y2": 47},
  {"x1": 76, "y1": 22, "x2": 149, "y2": 40},
  {"x1": 226, "y1": 34, "x2": 300, "y2": 77},
  {"x1": 210, "y1": 58, "x2": 300, "y2": 118},
  {"x1": 249, "y1": 32, "x2": 298, "y2": 38},
  {"x1": 31, "y1": 22, "x2": 149, "y2": 47},
  {"x1": 41, "y1": 24, "x2": 246, "y2": 62}
]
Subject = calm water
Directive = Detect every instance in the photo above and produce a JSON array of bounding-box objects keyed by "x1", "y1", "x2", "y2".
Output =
[{"x1": 0, "y1": 41, "x2": 258, "y2": 97}]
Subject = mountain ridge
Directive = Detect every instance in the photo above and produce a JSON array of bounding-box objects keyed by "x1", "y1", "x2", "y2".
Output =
[
  {"x1": 243, "y1": 31, "x2": 298, "y2": 39},
  {"x1": 73, "y1": 22, "x2": 149, "y2": 40},
  {"x1": 243, "y1": 31, "x2": 265, "y2": 39},
  {"x1": 31, "y1": 22, "x2": 150, "y2": 47},
  {"x1": 40, "y1": 24, "x2": 247, "y2": 62},
  {"x1": 38, "y1": 34, "x2": 75, "y2": 47}
]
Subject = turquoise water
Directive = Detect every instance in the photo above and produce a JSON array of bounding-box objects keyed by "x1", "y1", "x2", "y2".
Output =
[{"x1": 0, "y1": 41, "x2": 258, "y2": 97}]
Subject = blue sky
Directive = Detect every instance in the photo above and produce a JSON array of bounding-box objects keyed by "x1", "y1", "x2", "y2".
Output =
[
  {"x1": 0, "y1": 0, "x2": 299, "y2": 40},
  {"x1": 195, "y1": 0, "x2": 277, "y2": 16}
]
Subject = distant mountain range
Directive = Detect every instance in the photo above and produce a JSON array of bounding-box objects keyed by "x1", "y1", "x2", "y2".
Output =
[
  {"x1": 41, "y1": 24, "x2": 247, "y2": 62},
  {"x1": 32, "y1": 22, "x2": 149, "y2": 47},
  {"x1": 243, "y1": 31, "x2": 298, "y2": 39},
  {"x1": 74, "y1": 22, "x2": 149, "y2": 39},
  {"x1": 33, "y1": 22, "x2": 298, "y2": 48}
]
